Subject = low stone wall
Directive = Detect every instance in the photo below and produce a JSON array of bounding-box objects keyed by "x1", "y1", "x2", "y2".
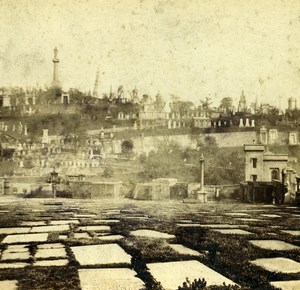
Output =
[{"x1": 206, "y1": 184, "x2": 240, "y2": 199}]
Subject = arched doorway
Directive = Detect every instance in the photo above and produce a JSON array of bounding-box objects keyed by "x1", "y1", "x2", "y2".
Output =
[{"x1": 271, "y1": 169, "x2": 279, "y2": 180}]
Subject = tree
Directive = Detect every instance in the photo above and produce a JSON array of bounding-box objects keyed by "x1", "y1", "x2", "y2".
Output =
[
  {"x1": 139, "y1": 140, "x2": 183, "y2": 180},
  {"x1": 121, "y1": 140, "x2": 134, "y2": 154},
  {"x1": 219, "y1": 97, "x2": 233, "y2": 112}
]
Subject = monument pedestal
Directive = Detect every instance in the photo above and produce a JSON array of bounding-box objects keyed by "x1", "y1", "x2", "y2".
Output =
[{"x1": 197, "y1": 190, "x2": 207, "y2": 203}]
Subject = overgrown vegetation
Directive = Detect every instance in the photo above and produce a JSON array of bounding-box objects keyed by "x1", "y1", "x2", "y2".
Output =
[{"x1": 138, "y1": 137, "x2": 245, "y2": 184}]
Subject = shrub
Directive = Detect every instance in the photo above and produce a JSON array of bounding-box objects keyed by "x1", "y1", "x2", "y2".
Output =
[
  {"x1": 177, "y1": 277, "x2": 207, "y2": 290},
  {"x1": 103, "y1": 166, "x2": 114, "y2": 178}
]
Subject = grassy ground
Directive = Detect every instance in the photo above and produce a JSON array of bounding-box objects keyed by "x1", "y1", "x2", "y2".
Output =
[{"x1": 0, "y1": 198, "x2": 299, "y2": 289}]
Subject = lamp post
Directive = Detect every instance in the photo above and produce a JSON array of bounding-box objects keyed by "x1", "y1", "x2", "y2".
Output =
[
  {"x1": 198, "y1": 153, "x2": 207, "y2": 202},
  {"x1": 50, "y1": 169, "x2": 58, "y2": 198}
]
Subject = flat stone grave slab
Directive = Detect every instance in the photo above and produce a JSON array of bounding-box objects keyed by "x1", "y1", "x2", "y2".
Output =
[
  {"x1": 130, "y1": 229, "x2": 175, "y2": 239},
  {"x1": 260, "y1": 214, "x2": 281, "y2": 218},
  {"x1": 251, "y1": 257, "x2": 300, "y2": 273},
  {"x1": 77, "y1": 225, "x2": 110, "y2": 232},
  {"x1": 49, "y1": 220, "x2": 80, "y2": 225},
  {"x1": 125, "y1": 216, "x2": 149, "y2": 220},
  {"x1": 0, "y1": 262, "x2": 30, "y2": 268},
  {"x1": 88, "y1": 219, "x2": 120, "y2": 224},
  {"x1": 6, "y1": 245, "x2": 29, "y2": 252},
  {"x1": 0, "y1": 227, "x2": 31, "y2": 235},
  {"x1": 212, "y1": 229, "x2": 253, "y2": 235},
  {"x1": 34, "y1": 259, "x2": 69, "y2": 267},
  {"x1": 238, "y1": 209, "x2": 264, "y2": 212},
  {"x1": 59, "y1": 235, "x2": 68, "y2": 240},
  {"x1": 105, "y1": 210, "x2": 121, "y2": 215},
  {"x1": 178, "y1": 224, "x2": 248, "y2": 229},
  {"x1": 147, "y1": 260, "x2": 235, "y2": 289},
  {"x1": 38, "y1": 243, "x2": 64, "y2": 249},
  {"x1": 292, "y1": 214, "x2": 300, "y2": 217},
  {"x1": 96, "y1": 235, "x2": 124, "y2": 241},
  {"x1": 30, "y1": 225, "x2": 69, "y2": 233},
  {"x1": 35, "y1": 248, "x2": 67, "y2": 259},
  {"x1": 78, "y1": 268, "x2": 145, "y2": 290},
  {"x1": 235, "y1": 218, "x2": 262, "y2": 222},
  {"x1": 1, "y1": 250, "x2": 31, "y2": 260},
  {"x1": 71, "y1": 244, "x2": 131, "y2": 266},
  {"x1": 224, "y1": 213, "x2": 250, "y2": 216},
  {"x1": 21, "y1": 221, "x2": 46, "y2": 226},
  {"x1": 270, "y1": 280, "x2": 300, "y2": 290},
  {"x1": 176, "y1": 223, "x2": 203, "y2": 227},
  {"x1": 2, "y1": 233, "x2": 48, "y2": 244},
  {"x1": 74, "y1": 214, "x2": 97, "y2": 218},
  {"x1": 73, "y1": 233, "x2": 91, "y2": 239},
  {"x1": 281, "y1": 230, "x2": 300, "y2": 236},
  {"x1": 249, "y1": 240, "x2": 299, "y2": 251},
  {"x1": 178, "y1": 220, "x2": 193, "y2": 223},
  {"x1": 169, "y1": 244, "x2": 201, "y2": 256},
  {"x1": 0, "y1": 210, "x2": 10, "y2": 213},
  {"x1": 0, "y1": 280, "x2": 18, "y2": 290}
]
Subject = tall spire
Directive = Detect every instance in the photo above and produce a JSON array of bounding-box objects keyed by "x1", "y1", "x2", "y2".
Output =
[
  {"x1": 238, "y1": 90, "x2": 247, "y2": 112},
  {"x1": 51, "y1": 47, "x2": 61, "y2": 89},
  {"x1": 92, "y1": 68, "x2": 101, "y2": 98}
]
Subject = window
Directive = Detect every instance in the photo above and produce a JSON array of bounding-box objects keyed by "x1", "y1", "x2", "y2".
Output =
[
  {"x1": 251, "y1": 175, "x2": 257, "y2": 182},
  {"x1": 271, "y1": 169, "x2": 279, "y2": 180},
  {"x1": 252, "y1": 158, "x2": 257, "y2": 168}
]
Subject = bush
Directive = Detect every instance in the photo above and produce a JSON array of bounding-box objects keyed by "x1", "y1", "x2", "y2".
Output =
[
  {"x1": 103, "y1": 166, "x2": 114, "y2": 178},
  {"x1": 178, "y1": 278, "x2": 207, "y2": 290}
]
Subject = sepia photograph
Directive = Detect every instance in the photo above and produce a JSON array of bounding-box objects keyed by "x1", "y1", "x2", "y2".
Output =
[{"x1": 0, "y1": 0, "x2": 300, "y2": 289}]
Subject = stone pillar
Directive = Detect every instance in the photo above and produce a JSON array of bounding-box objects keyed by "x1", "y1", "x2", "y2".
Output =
[
  {"x1": 197, "y1": 154, "x2": 207, "y2": 202},
  {"x1": 168, "y1": 120, "x2": 172, "y2": 129},
  {"x1": 218, "y1": 120, "x2": 221, "y2": 127},
  {"x1": 24, "y1": 125, "x2": 28, "y2": 136},
  {"x1": 251, "y1": 119, "x2": 255, "y2": 127}
]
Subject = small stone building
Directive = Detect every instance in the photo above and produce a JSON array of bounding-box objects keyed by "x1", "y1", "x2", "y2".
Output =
[
  {"x1": 69, "y1": 181, "x2": 122, "y2": 199},
  {"x1": 242, "y1": 144, "x2": 289, "y2": 204},
  {"x1": 244, "y1": 144, "x2": 288, "y2": 183},
  {"x1": 133, "y1": 180, "x2": 170, "y2": 200}
]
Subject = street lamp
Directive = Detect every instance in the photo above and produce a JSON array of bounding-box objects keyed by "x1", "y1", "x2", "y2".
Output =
[{"x1": 50, "y1": 169, "x2": 59, "y2": 198}]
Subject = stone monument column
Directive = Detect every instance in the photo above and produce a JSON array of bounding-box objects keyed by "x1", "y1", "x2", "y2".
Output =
[{"x1": 197, "y1": 153, "x2": 207, "y2": 202}]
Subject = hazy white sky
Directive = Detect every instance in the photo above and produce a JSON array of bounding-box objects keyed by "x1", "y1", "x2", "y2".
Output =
[{"x1": 0, "y1": 0, "x2": 299, "y2": 107}]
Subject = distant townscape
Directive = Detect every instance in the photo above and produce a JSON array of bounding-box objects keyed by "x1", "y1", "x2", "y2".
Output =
[{"x1": 0, "y1": 48, "x2": 300, "y2": 205}]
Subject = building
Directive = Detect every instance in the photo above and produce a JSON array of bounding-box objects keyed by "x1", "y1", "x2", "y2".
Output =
[
  {"x1": 244, "y1": 144, "x2": 288, "y2": 183},
  {"x1": 69, "y1": 181, "x2": 122, "y2": 198},
  {"x1": 133, "y1": 180, "x2": 170, "y2": 200},
  {"x1": 241, "y1": 144, "x2": 290, "y2": 204}
]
